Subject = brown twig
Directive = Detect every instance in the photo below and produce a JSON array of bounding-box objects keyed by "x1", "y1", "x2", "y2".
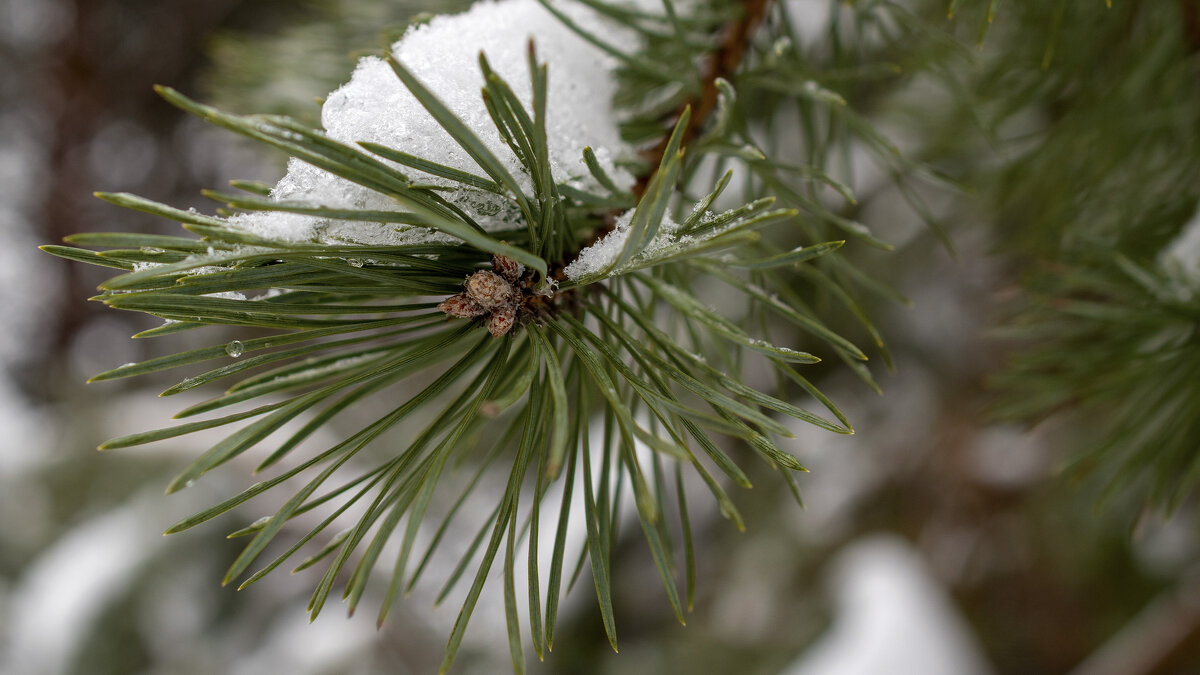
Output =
[
  {"x1": 565, "y1": 0, "x2": 772, "y2": 269},
  {"x1": 633, "y1": 0, "x2": 770, "y2": 199},
  {"x1": 1181, "y1": 0, "x2": 1200, "y2": 52}
]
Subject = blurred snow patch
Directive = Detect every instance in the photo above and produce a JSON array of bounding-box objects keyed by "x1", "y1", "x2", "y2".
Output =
[
  {"x1": 782, "y1": 0, "x2": 834, "y2": 46},
  {"x1": 965, "y1": 424, "x2": 1049, "y2": 489},
  {"x1": 230, "y1": 607, "x2": 376, "y2": 675},
  {"x1": 86, "y1": 120, "x2": 159, "y2": 189},
  {"x1": 3, "y1": 496, "x2": 165, "y2": 675},
  {"x1": 1162, "y1": 206, "x2": 1200, "y2": 282},
  {"x1": 0, "y1": 0, "x2": 74, "y2": 50},
  {"x1": 1133, "y1": 510, "x2": 1200, "y2": 579},
  {"x1": 782, "y1": 535, "x2": 993, "y2": 675},
  {"x1": 783, "y1": 364, "x2": 939, "y2": 541},
  {"x1": 0, "y1": 381, "x2": 53, "y2": 476}
]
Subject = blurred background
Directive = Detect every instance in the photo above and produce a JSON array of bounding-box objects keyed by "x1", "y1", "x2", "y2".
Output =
[{"x1": 2, "y1": 0, "x2": 1199, "y2": 674}]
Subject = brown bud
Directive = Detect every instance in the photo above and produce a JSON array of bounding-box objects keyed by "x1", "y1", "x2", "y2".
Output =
[
  {"x1": 438, "y1": 293, "x2": 487, "y2": 318},
  {"x1": 465, "y1": 270, "x2": 515, "y2": 311},
  {"x1": 492, "y1": 253, "x2": 524, "y2": 284},
  {"x1": 488, "y1": 304, "x2": 517, "y2": 337}
]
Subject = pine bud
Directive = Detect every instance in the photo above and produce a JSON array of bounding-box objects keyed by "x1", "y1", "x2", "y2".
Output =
[
  {"x1": 438, "y1": 292, "x2": 488, "y2": 318},
  {"x1": 492, "y1": 253, "x2": 525, "y2": 283},
  {"x1": 488, "y1": 304, "x2": 517, "y2": 337},
  {"x1": 465, "y1": 270, "x2": 515, "y2": 311}
]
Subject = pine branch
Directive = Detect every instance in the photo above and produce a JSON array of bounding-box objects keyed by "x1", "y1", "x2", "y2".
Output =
[{"x1": 39, "y1": 1, "x2": 939, "y2": 671}]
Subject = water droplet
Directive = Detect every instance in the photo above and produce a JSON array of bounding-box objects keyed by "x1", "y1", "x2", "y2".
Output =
[
  {"x1": 347, "y1": 258, "x2": 364, "y2": 268},
  {"x1": 141, "y1": 246, "x2": 166, "y2": 254},
  {"x1": 183, "y1": 479, "x2": 196, "y2": 488},
  {"x1": 251, "y1": 515, "x2": 271, "y2": 528},
  {"x1": 225, "y1": 340, "x2": 244, "y2": 358}
]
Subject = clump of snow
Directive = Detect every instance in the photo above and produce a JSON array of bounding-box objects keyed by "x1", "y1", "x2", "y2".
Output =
[
  {"x1": 562, "y1": 195, "x2": 782, "y2": 282},
  {"x1": 563, "y1": 210, "x2": 635, "y2": 279},
  {"x1": 230, "y1": 0, "x2": 638, "y2": 246},
  {"x1": 563, "y1": 210, "x2": 684, "y2": 280}
]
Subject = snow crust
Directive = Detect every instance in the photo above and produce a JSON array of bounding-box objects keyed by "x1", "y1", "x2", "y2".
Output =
[
  {"x1": 562, "y1": 209, "x2": 683, "y2": 279},
  {"x1": 230, "y1": 0, "x2": 636, "y2": 245}
]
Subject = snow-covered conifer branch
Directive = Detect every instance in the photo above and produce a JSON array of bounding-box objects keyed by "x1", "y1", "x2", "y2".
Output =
[{"x1": 42, "y1": 1, "x2": 948, "y2": 671}]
